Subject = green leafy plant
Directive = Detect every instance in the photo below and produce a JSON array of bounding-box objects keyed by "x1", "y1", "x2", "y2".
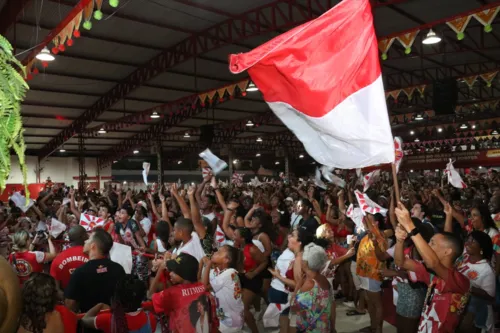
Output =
[{"x1": 0, "y1": 35, "x2": 29, "y2": 198}]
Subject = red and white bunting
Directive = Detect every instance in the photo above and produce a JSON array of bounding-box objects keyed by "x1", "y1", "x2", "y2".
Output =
[
  {"x1": 79, "y1": 214, "x2": 105, "y2": 231},
  {"x1": 378, "y1": 37, "x2": 395, "y2": 60},
  {"x1": 473, "y1": 6, "x2": 500, "y2": 32},
  {"x1": 416, "y1": 84, "x2": 427, "y2": 97},
  {"x1": 462, "y1": 75, "x2": 478, "y2": 89},
  {"x1": 396, "y1": 30, "x2": 419, "y2": 54},
  {"x1": 480, "y1": 71, "x2": 498, "y2": 87},
  {"x1": 402, "y1": 87, "x2": 415, "y2": 99},
  {"x1": 354, "y1": 190, "x2": 388, "y2": 216},
  {"x1": 446, "y1": 15, "x2": 472, "y2": 40},
  {"x1": 363, "y1": 169, "x2": 380, "y2": 192}
]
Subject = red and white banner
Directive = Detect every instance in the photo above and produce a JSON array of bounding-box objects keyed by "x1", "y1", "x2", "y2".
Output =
[
  {"x1": 445, "y1": 159, "x2": 467, "y2": 189},
  {"x1": 79, "y1": 214, "x2": 105, "y2": 231},
  {"x1": 355, "y1": 190, "x2": 388, "y2": 216},
  {"x1": 363, "y1": 169, "x2": 381, "y2": 192},
  {"x1": 229, "y1": 0, "x2": 394, "y2": 169}
]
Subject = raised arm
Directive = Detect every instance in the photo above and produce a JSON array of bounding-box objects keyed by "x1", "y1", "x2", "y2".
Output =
[
  {"x1": 212, "y1": 178, "x2": 227, "y2": 212},
  {"x1": 170, "y1": 184, "x2": 191, "y2": 219},
  {"x1": 222, "y1": 202, "x2": 238, "y2": 240},
  {"x1": 69, "y1": 189, "x2": 81, "y2": 218},
  {"x1": 188, "y1": 185, "x2": 206, "y2": 239},
  {"x1": 443, "y1": 202, "x2": 453, "y2": 233},
  {"x1": 196, "y1": 174, "x2": 210, "y2": 205},
  {"x1": 395, "y1": 202, "x2": 450, "y2": 280},
  {"x1": 148, "y1": 193, "x2": 161, "y2": 220}
]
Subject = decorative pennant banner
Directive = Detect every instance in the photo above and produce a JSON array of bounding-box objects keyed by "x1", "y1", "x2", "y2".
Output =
[
  {"x1": 480, "y1": 71, "x2": 498, "y2": 87},
  {"x1": 82, "y1": 0, "x2": 94, "y2": 30},
  {"x1": 445, "y1": 159, "x2": 467, "y2": 189},
  {"x1": 446, "y1": 15, "x2": 472, "y2": 40},
  {"x1": 79, "y1": 213, "x2": 105, "y2": 231},
  {"x1": 388, "y1": 90, "x2": 401, "y2": 100},
  {"x1": 402, "y1": 87, "x2": 415, "y2": 99},
  {"x1": 199, "y1": 148, "x2": 228, "y2": 175},
  {"x1": 355, "y1": 190, "x2": 388, "y2": 216},
  {"x1": 320, "y1": 166, "x2": 346, "y2": 188},
  {"x1": 463, "y1": 75, "x2": 478, "y2": 89},
  {"x1": 394, "y1": 137, "x2": 404, "y2": 174},
  {"x1": 363, "y1": 169, "x2": 380, "y2": 192},
  {"x1": 397, "y1": 30, "x2": 419, "y2": 54},
  {"x1": 142, "y1": 162, "x2": 150, "y2": 186},
  {"x1": 206, "y1": 90, "x2": 218, "y2": 105},
  {"x1": 473, "y1": 6, "x2": 500, "y2": 32},
  {"x1": 236, "y1": 80, "x2": 250, "y2": 96},
  {"x1": 416, "y1": 84, "x2": 426, "y2": 97},
  {"x1": 378, "y1": 37, "x2": 395, "y2": 60}
]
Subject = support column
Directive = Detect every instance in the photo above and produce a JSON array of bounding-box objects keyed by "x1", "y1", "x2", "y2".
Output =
[
  {"x1": 96, "y1": 158, "x2": 101, "y2": 191},
  {"x1": 78, "y1": 134, "x2": 85, "y2": 194},
  {"x1": 156, "y1": 139, "x2": 164, "y2": 186}
]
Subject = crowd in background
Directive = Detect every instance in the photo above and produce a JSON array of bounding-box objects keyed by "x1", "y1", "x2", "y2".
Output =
[{"x1": 0, "y1": 167, "x2": 499, "y2": 333}]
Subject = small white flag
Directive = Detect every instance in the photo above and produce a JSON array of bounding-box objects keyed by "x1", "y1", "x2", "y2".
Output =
[
  {"x1": 314, "y1": 168, "x2": 327, "y2": 189},
  {"x1": 142, "y1": 162, "x2": 150, "y2": 186},
  {"x1": 346, "y1": 203, "x2": 364, "y2": 228},
  {"x1": 79, "y1": 214, "x2": 105, "y2": 231},
  {"x1": 445, "y1": 159, "x2": 467, "y2": 189},
  {"x1": 199, "y1": 148, "x2": 228, "y2": 175},
  {"x1": 320, "y1": 166, "x2": 346, "y2": 188},
  {"x1": 49, "y1": 218, "x2": 67, "y2": 238},
  {"x1": 11, "y1": 192, "x2": 34, "y2": 213},
  {"x1": 363, "y1": 169, "x2": 380, "y2": 192},
  {"x1": 109, "y1": 242, "x2": 133, "y2": 274}
]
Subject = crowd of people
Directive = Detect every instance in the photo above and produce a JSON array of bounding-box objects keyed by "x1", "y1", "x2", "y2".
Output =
[{"x1": 0, "y1": 168, "x2": 499, "y2": 333}]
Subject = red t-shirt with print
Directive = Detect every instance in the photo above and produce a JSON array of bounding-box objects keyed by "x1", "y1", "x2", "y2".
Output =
[
  {"x1": 409, "y1": 261, "x2": 470, "y2": 333},
  {"x1": 152, "y1": 282, "x2": 218, "y2": 333},
  {"x1": 95, "y1": 310, "x2": 157, "y2": 333},
  {"x1": 50, "y1": 245, "x2": 89, "y2": 289}
]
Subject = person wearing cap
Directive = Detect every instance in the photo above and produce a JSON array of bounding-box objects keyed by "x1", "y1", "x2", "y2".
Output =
[
  {"x1": 149, "y1": 252, "x2": 216, "y2": 333},
  {"x1": 50, "y1": 225, "x2": 89, "y2": 290}
]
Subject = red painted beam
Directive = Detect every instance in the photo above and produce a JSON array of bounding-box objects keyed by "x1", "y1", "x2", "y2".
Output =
[
  {"x1": 21, "y1": 0, "x2": 92, "y2": 66},
  {"x1": 0, "y1": 0, "x2": 32, "y2": 35}
]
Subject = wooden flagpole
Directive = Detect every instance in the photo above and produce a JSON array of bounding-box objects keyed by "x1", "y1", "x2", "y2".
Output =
[{"x1": 392, "y1": 163, "x2": 400, "y2": 202}]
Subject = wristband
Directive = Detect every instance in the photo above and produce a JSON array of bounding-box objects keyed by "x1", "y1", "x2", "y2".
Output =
[{"x1": 408, "y1": 227, "x2": 420, "y2": 237}]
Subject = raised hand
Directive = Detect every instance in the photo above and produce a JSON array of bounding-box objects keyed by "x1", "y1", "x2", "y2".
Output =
[
  {"x1": 187, "y1": 185, "x2": 196, "y2": 197},
  {"x1": 395, "y1": 202, "x2": 412, "y2": 232}
]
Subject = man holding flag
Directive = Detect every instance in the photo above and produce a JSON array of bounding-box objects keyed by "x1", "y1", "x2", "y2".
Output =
[{"x1": 229, "y1": 0, "x2": 395, "y2": 332}]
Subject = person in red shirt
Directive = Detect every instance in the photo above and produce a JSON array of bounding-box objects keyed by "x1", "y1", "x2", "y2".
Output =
[
  {"x1": 395, "y1": 203, "x2": 470, "y2": 333},
  {"x1": 18, "y1": 273, "x2": 77, "y2": 333},
  {"x1": 82, "y1": 274, "x2": 157, "y2": 333},
  {"x1": 50, "y1": 225, "x2": 89, "y2": 290},
  {"x1": 9, "y1": 230, "x2": 57, "y2": 285},
  {"x1": 149, "y1": 252, "x2": 218, "y2": 333}
]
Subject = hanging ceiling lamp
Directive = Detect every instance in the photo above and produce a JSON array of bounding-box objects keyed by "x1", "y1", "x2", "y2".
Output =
[
  {"x1": 36, "y1": 47, "x2": 55, "y2": 61},
  {"x1": 246, "y1": 82, "x2": 259, "y2": 92},
  {"x1": 150, "y1": 111, "x2": 160, "y2": 119},
  {"x1": 422, "y1": 29, "x2": 441, "y2": 45}
]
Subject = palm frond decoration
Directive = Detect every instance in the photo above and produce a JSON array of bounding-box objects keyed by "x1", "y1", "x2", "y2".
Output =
[{"x1": 0, "y1": 34, "x2": 29, "y2": 199}]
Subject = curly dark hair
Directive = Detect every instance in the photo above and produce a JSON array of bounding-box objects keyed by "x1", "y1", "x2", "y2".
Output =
[
  {"x1": 188, "y1": 295, "x2": 210, "y2": 328},
  {"x1": 20, "y1": 273, "x2": 59, "y2": 333}
]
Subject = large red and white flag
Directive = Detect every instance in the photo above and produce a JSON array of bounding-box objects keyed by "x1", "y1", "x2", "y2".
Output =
[
  {"x1": 445, "y1": 159, "x2": 467, "y2": 189},
  {"x1": 229, "y1": 0, "x2": 394, "y2": 169},
  {"x1": 393, "y1": 137, "x2": 404, "y2": 173}
]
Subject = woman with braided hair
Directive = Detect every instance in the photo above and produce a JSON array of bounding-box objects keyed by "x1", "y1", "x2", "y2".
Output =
[
  {"x1": 18, "y1": 273, "x2": 77, "y2": 333},
  {"x1": 82, "y1": 274, "x2": 157, "y2": 333}
]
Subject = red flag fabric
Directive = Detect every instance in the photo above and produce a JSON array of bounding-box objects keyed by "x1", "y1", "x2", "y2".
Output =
[{"x1": 229, "y1": 0, "x2": 394, "y2": 169}]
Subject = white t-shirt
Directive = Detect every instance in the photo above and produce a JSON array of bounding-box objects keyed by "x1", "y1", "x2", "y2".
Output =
[
  {"x1": 485, "y1": 227, "x2": 499, "y2": 239},
  {"x1": 138, "y1": 217, "x2": 152, "y2": 244},
  {"x1": 270, "y1": 249, "x2": 295, "y2": 292},
  {"x1": 209, "y1": 268, "x2": 244, "y2": 329},
  {"x1": 290, "y1": 213, "x2": 302, "y2": 230},
  {"x1": 458, "y1": 258, "x2": 495, "y2": 332},
  {"x1": 173, "y1": 232, "x2": 205, "y2": 262}
]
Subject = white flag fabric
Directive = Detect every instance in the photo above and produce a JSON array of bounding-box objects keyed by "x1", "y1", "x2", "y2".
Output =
[
  {"x1": 79, "y1": 214, "x2": 105, "y2": 231},
  {"x1": 346, "y1": 203, "x2": 364, "y2": 228},
  {"x1": 229, "y1": 0, "x2": 394, "y2": 169},
  {"x1": 394, "y1": 137, "x2": 404, "y2": 173},
  {"x1": 199, "y1": 149, "x2": 228, "y2": 175},
  {"x1": 320, "y1": 166, "x2": 346, "y2": 188},
  {"x1": 445, "y1": 159, "x2": 467, "y2": 189},
  {"x1": 109, "y1": 242, "x2": 133, "y2": 274},
  {"x1": 48, "y1": 218, "x2": 67, "y2": 238},
  {"x1": 142, "y1": 162, "x2": 150, "y2": 186},
  {"x1": 315, "y1": 168, "x2": 327, "y2": 190},
  {"x1": 10, "y1": 192, "x2": 34, "y2": 213},
  {"x1": 354, "y1": 190, "x2": 388, "y2": 216},
  {"x1": 363, "y1": 169, "x2": 381, "y2": 192},
  {"x1": 263, "y1": 303, "x2": 290, "y2": 328}
]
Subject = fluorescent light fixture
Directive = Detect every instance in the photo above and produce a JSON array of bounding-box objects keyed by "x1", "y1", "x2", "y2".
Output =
[
  {"x1": 36, "y1": 47, "x2": 55, "y2": 61},
  {"x1": 460, "y1": 123, "x2": 467, "y2": 129},
  {"x1": 246, "y1": 120, "x2": 254, "y2": 127},
  {"x1": 299, "y1": 154, "x2": 304, "y2": 158},
  {"x1": 150, "y1": 111, "x2": 160, "y2": 119},
  {"x1": 184, "y1": 132, "x2": 190, "y2": 138},
  {"x1": 415, "y1": 114, "x2": 423, "y2": 120},
  {"x1": 422, "y1": 29, "x2": 441, "y2": 45},
  {"x1": 256, "y1": 153, "x2": 261, "y2": 157},
  {"x1": 256, "y1": 137, "x2": 263, "y2": 142},
  {"x1": 246, "y1": 82, "x2": 258, "y2": 92},
  {"x1": 133, "y1": 150, "x2": 139, "y2": 154},
  {"x1": 98, "y1": 127, "x2": 106, "y2": 134}
]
